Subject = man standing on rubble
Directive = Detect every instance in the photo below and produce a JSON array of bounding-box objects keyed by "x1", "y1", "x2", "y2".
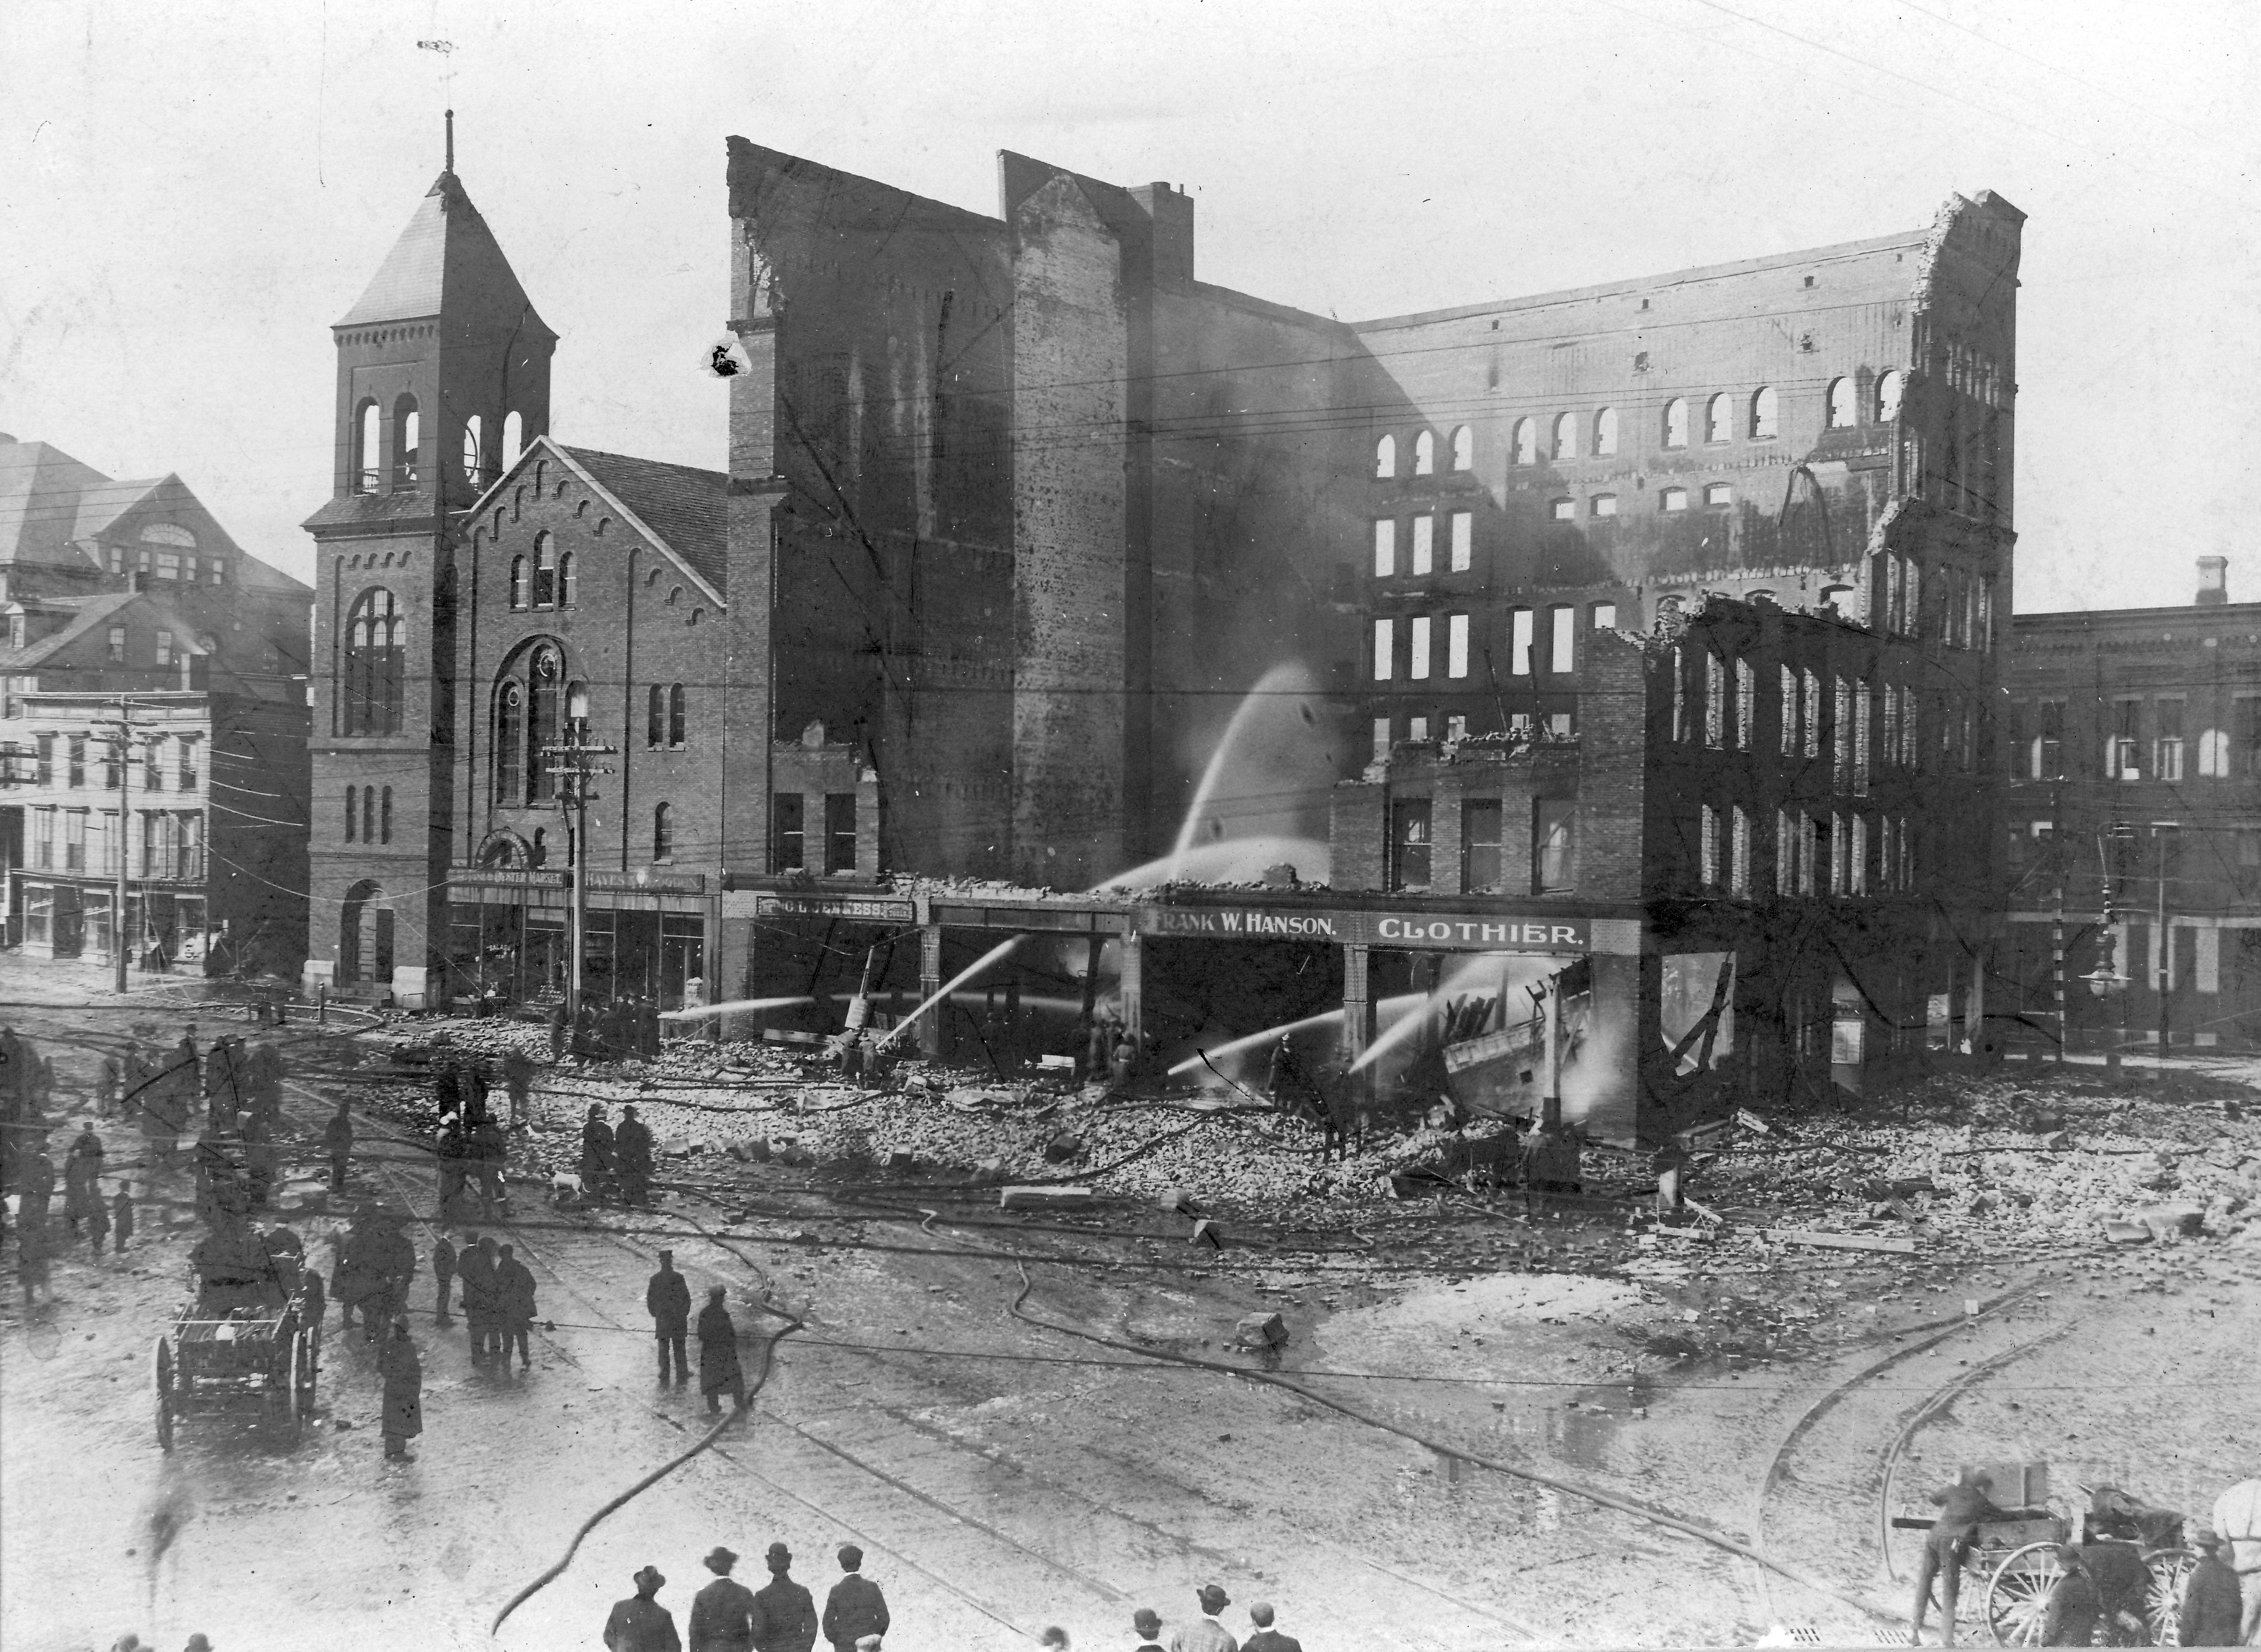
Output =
[
  {"x1": 1910, "y1": 1473, "x2": 2008, "y2": 1646},
  {"x1": 615, "y1": 1104, "x2": 655, "y2": 1209}
]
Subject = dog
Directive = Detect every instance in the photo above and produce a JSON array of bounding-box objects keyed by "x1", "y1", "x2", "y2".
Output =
[{"x1": 549, "y1": 1171, "x2": 583, "y2": 1207}]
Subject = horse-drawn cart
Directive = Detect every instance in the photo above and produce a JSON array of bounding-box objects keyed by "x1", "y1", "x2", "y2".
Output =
[
  {"x1": 153, "y1": 1279, "x2": 321, "y2": 1450},
  {"x1": 1897, "y1": 1466, "x2": 2198, "y2": 1645}
]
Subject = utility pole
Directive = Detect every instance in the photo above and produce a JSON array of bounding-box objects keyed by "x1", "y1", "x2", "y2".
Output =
[
  {"x1": 2049, "y1": 781, "x2": 2067, "y2": 1064},
  {"x1": 2152, "y1": 821, "x2": 2179, "y2": 1068},
  {"x1": 105, "y1": 699, "x2": 136, "y2": 996},
  {"x1": 542, "y1": 725, "x2": 615, "y2": 1033}
]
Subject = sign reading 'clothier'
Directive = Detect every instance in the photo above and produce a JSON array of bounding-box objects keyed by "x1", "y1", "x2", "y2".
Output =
[{"x1": 1137, "y1": 907, "x2": 1588, "y2": 953}]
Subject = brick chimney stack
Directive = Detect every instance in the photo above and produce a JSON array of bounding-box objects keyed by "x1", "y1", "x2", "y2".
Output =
[{"x1": 2197, "y1": 555, "x2": 2228, "y2": 606}]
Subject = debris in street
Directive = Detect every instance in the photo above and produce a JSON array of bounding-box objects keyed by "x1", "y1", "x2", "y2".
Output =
[
  {"x1": 1761, "y1": 1229, "x2": 1919, "y2": 1254},
  {"x1": 998, "y1": 1185, "x2": 1095, "y2": 1211}
]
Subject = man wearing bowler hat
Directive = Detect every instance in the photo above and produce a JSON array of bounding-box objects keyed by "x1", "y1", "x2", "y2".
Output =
[
  {"x1": 605, "y1": 1564, "x2": 681, "y2": 1652},
  {"x1": 1169, "y1": 1586, "x2": 1236, "y2": 1652},
  {"x1": 2177, "y1": 1529, "x2": 2242, "y2": 1648},
  {"x1": 754, "y1": 1542, "x2": 818, "y2": 1652},
  {"x1": 689, "y1": 1546, "x2": 764, "y2": 1652},
  {"x1": 820, "y1": 1545, "x2": 889, "y2": 1652},
  {"x1": 648, "y1": 1249, "x2": 692, "y2": 1385},
  {"x1": 1130, "y1": 1607, "x2": 1166, "y2": 1652}
]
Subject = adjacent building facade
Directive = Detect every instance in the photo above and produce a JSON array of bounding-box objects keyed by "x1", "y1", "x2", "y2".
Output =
[
  {"x1": 0, "y1": 434, "x2": 313, "y2": 975},
  {"x1": 1997, "y1": 557, "x2": 2261, "y2": 1053}
]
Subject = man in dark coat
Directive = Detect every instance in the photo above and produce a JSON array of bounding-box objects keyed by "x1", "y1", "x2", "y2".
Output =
[
  {"x1": 606, "y1": 1565, "x2": 681, "y2": 1652},
  {"x1": 111, "y1": 1182, "x2": 135, "y2": 1253},
  {"x1": 754, "y1": 1542, "x2": 818, "y2": 1652},
  {"x1": 638, "y1": 996, "x2": 663, "y2": 1060},
  {"x1": 323, "y1": 1101, "x2": 354, "y2": 1190},
  {"x1": 697, "y1": 1285, "x2": 746, "y2": 1413},
  {"x1": 647, "y1": 1249, "x2": 692, "y2": 1384},
  {"x1": 495, "y1": 1242, "x2": 537, "y2": 1371},
  {"x1": 689, "y1": 1547, "x2": 764, "y2": 1652},
  {"x1": 2040, "y1": 1540, "x2": 2151, "y2": 1646},
  {"x1": 615, "y1": 1104, "x2": 656, "y2": 1208},
  {"x1": 471, "y1": 1115, "x2": 509, "y2": 1218},
  {"x1": 581, "y1": 1105, "x2": 617, "y2": 1203},
  {"x1": 63, "y1": 1124, "x2": 104, "y2": 1232},
  {"x1": 431, "y1": 1231, "x2": 457, "y2": 1325},
  {"x1": 17, "y1": 1141, "x2": 56, "y2": 1228},
  {"x1": 377, "y1": 1318, "x2": 422, "y2": 1461},
  {"x1": 459, "y1": 1231, "x2": 500, "y2": 1363},
  {"x1": 2177, "y1": 1530, "x2": 2244, "y2": 1648},
  {"x1": 1240, "y1": 1602, "x2": 1300, "y2": 1652},
  {"x1": 364, "y1": 1217, "x2": 418, "y2": 1343},
  {"x1": 1130, "y1": 1608, "x2": 1166, "y2": 1652},
  {"x1": 434, "y1": 1112, "x2": 469, "y2": 1221},
  {"x1": 1169, "y1": 1585, "x2": 1236, "y2": 1652},
  {"x1": 501, "y1": 1049, "x2": 535, "y2": 1130},
  {"x1": 820, "y1": 1546, "x2": 888, "y2": 1652},
  {"x1": 171, "y1": 1028, "x2": 201, "y2": 1115},
  {"x1": 548, "y1": 998, "x2": 569, "y2": 1061},
  {"x1": 1911, "y1": 1473, "x2": 2008, "y2": 1646}
]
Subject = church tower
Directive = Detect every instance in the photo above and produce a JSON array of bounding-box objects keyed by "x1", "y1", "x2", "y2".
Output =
[{"x1": 303, "y1": 117, "x2": 555, "y2": 1006}]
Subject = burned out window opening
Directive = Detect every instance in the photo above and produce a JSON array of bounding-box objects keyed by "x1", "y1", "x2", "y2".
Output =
[
  {"x1": 1449, "y1": 511, "x2": 1472, "y2": 572},
  {"x1": 1662, "y1": 398, "x2": 1688, "y2": 449},
  {"x1": 1413, "y1": 429, "x2": 1436, "y2": 475},
  {"x1": 1593, "y1": 407, "x2": 1618, "y2": 456},
  {"x1": 1390, "y1": 798, "x2": 1433, "y2": 892},
  {"x1": 1750, "y1": 385, "x2": 1778, "y2": 440},
  {"x1": 1551, "y1": 413, "x2": 1575, "y2": 462},
  {"x1": 1511, "y1": 418, "x2": 1536, "y2": 466},
  {"x1": 1705, "y1": 392, "x2": 1732, "y2": 444},
  {"x1": 1410, "y1": 513, "x2": 1434, "y2": 575},
  {"x1": 1449, "y1": 426, "x2": 1473, "y2": 472},
  {"x1": 1374, "y1": 433, "x2": 1397, "y2": 479},
  {"x1": 1827, "y1": 377, "x2": 1855, "y2": 429}
]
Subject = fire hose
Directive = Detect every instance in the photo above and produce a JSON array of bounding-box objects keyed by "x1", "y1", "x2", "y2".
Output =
[{"x1": 488, "y1": 1300, "x2": 805, "y2": 1635}]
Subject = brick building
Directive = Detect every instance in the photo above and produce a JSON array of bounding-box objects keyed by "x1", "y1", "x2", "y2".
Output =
[
  {"x1": 305, "y1": 139, "x2": 2021, "y2": 1134},
  {"x1": 0, "y1": 434, "x2": 312, "y2": 974},
  {"x1": 1997, "y1": 557, "x2": 2261, "y2": 1054}
]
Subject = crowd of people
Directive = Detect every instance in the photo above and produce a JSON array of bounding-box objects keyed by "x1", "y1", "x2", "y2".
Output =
[{"x1": 599, "y1": 1540, "x2": 889, "y2": 1652}]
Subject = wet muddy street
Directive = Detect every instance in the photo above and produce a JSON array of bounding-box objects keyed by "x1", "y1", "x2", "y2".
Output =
[{"x1": 5, "y1": 992, "x2": 2258, "y2": 1650}]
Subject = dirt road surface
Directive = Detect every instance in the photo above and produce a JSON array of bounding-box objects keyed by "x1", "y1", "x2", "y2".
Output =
[{"x1": 4, "y1": 980, "x2": 2256, "y2": 1649}]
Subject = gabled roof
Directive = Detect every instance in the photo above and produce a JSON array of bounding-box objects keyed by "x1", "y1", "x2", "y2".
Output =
[
  {"x1": 0, "y1": 591, "x2": 145, "y2": 671},
  {"x1": 560, "y1": 447, "x2": 727, "y2": 598},
  {"x1": 468, "y1": 437, "x2": 727, "y2": 604},
  {"x1": 336, "y1": 171, "x2": 555, "y2": 340},
  {"x1": 0, "y1": 438, "x2": 114, "y2": 569},
  {"x1": 0, "y1": 436, "x2": 308, "y2": 595}
]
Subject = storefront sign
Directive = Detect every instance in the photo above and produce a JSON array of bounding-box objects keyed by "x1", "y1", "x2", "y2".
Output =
[
  {"x1": 452, "y1": 868, "x2": 706, "y2": 897},
  {"x1": 751, "y1": 893, "x2": 915, "y2": 923},
  {"x1": 1136, "y1": 906, "x2": 1588, "y2": 952},
  {"x1": 453, "y1": 869, "x2": 570, "y2": 890}
]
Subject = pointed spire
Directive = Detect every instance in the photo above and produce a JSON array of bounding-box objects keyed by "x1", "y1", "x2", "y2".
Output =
[{"x1": 444, "y1": 109, "x2": 455, "y2": 178}]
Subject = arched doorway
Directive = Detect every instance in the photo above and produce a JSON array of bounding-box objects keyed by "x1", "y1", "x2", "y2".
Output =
[{"x1": 340, "y1": 880, "x2": 395, "y2": 987}]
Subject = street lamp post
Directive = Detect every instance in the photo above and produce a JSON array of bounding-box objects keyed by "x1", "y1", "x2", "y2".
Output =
[{"x1": 2151, "y1": 822, "x2": 2179, "y2": 1071}]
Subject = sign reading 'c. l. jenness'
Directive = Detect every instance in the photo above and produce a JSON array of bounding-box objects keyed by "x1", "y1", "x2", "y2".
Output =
[
  {"x1": 752, "y1": 893, "x2": 915, "y2": 922},
  {"x1": 1140, "y1": 907, "x2": 1588, "y2": 951}
]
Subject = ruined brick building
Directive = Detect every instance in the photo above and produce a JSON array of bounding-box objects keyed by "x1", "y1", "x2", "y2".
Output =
[{"x1": 303, "y1": 137, "x2": 2021, "y2": 1136}]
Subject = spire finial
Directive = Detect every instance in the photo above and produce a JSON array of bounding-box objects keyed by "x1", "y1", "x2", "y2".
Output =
[{"x1": 444, "y1": 109, "x2": 455, "y2": 176}]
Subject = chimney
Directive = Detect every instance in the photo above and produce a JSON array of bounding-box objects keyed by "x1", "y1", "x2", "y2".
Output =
[{"x1": 2197, "y1": 556, "x2": 2228, "y2": 606}]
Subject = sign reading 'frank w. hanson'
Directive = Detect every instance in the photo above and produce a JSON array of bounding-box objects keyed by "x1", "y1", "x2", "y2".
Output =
[{"x1": 1138, "y1": 907, "x2": 1588, "y2": 953}]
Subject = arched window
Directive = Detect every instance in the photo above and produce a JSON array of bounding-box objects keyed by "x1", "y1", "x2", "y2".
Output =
[
  {"x1": 1706, "y1": 392, "x2": 1732, "y2": 444},
  {"x1": 1374, "y1": 434, "x2": 1396, "y2": 479},
  {"x1": 393, "y1": 396, "x2": 421, "y2": 487},
  {"x1": 1512, "y1": 418, "x2": 1536, "y2": 466},
  {"x1": 502, "y1": 410, "x2": 525, "y2": 467},
  {"x1": 559, "y1": 552, "x2": 577, "y2": 609},
  {"x1": 355, "y1": 400, "x2": 380, "y2": 494},
  {"x1": 344, "y1": 786, "x2": 357, "y2": 842},
  {"x1": 646, "y1": 683, "x2": 665, "y2": 749},
  {"x1": 668, "y1": 683, "x2": 686, "y2": 748},
  {"x1": 1827, "y1": 377, "x2": 1856, "y2": 429},
  {"x1": 1449, "y1": 426, "x2": 1473, "y2": 472},
  {"x1": 1876, "y1": 370, "x2": 1906, "y2": 423},
  {"x1": 509, "y1": 556, "x2": 529, "y2": 610},
  {"x1": 1662, "y1": 398, "x2": 1688, "y2": 449},
  {"x1": 380, "y1": 786, "x2": 394, "y2": 843},
  {"x1": 1412, "y1": 430, "x2": 1436, "y2": 475},
  {"x1": 653, "y1": 802, "x2": 673, "y2": 862},
  {"x1": 362, "y1": 787, "x2": 376, "y2": 844},
  {"x1": 527, "y1": 645, "x2": 561, "y2": 802},
  {"x1": 532, "y1": 532, "x2": 558, "y2": 607},
  {"x1": 341, "y1": 588, "x2": 405, "y2": 736},
  {"x1": 495, "y1": 680, "x2": 525, "y2": 804},
  {"x1": 462, "y1": 415, "x2": 485, "y2": 488},
  {"x1": 1750, "y1": 386, "x2": 1779, "y2": 440},
  {"x1": 1552, "y1": 413, "x2": 1575, "y2": 461},
  {"x1": 1593, "y1": 408, "x2": 1618, "y2": 457}
]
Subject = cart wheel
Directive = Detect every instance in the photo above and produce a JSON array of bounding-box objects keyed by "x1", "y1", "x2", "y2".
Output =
[
  {"x1": 153, "y1": 1337, "x2": 175, "y2": 1453},
  {"x1": 2139, "y1": 1548, "x2": 2195, "y2": 1645},
  {"x1": 1986, "y1": 1542, "x2": 2064, "y2": 1645}
]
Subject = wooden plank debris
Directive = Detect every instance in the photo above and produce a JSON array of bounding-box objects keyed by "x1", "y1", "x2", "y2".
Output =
[{"x1": 1760, "y1": 1228, "x2": 1918, "y2": 1254}]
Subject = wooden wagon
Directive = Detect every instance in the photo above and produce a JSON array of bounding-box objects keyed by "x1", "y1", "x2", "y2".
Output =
[{"x1": 153, "y1": 1280, "x2": 321, "y2": 1450}]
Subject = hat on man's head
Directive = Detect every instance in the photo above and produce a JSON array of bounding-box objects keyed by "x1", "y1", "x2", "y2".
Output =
[
  {"x1": 634, "y1": 1565, "x2": 666, "y2": 1592},
  {"x1": 2191, "y1": 1529, "x2": 2223, "y2": 1550},
  {"x1": 704, "y1": 1546, "x2": 738, "y2": 1574},
  {"x1": 1196, "y1": 1584, "x2": 1230, "y2": 1614},
  {"x1": 838, "y1": 1543, "x2": 864, "y2": 1571},
  {"x1": 766, "y1": 1542, "x2": 792, "y2": 1564},
  {"x1": 708, "y1": 1283, "x2": 727, "y2": 1298},
  {"x1": 1132, "y1": 1608, "x2": 1162, "y2": 1637},
  {"x1": 658, "y1": 1249, "x2": 674, "y2": 1261}
]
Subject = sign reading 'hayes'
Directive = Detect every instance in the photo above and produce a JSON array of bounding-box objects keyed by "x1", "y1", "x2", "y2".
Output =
[{"x1": 1139, "y1": 907, "x2": 1588, "y2": 952}]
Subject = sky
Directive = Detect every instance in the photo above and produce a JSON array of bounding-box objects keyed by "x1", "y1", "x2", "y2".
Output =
[{"x1": 3, "y1": 0, "x2": 2256, "y2": 611}]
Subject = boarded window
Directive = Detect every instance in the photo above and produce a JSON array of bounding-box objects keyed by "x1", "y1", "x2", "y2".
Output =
[{"x1": 825, "y1": 794, "x2": 858, "y2": 872}]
